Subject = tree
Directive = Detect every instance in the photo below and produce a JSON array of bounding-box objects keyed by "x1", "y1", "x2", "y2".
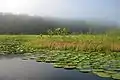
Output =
[
  {"x1": 62, "y1": 28, "x2": 68, "y2": 35},
  {"x1": 47, "y1": 28, "x2": 68, "y2": 35},
  {"x1": 47, "y1": 29, "x2": 54, "y2": 35},
  {"x1": 54, "y1": 28, "x2": 68, "y2": 35}
]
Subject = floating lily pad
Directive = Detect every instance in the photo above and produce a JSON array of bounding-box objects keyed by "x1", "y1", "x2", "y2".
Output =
[
  {"x1": 64, "y1": 66, "x2": 76, "y2": 70},
  {"x1": 29, "y1": 56, "x2": 36, "y2": 60},
  {"x1": 45, "y1": 59, "x2": 52, "y2": 63},
  {"x1": 54, "y1": 63, "x2": 65, "y2": 68},
  {"x1": 36, "y1": 58, "x2": 44, "y2": 62},
  {"x1": 92, "y1": 69, "x2": 104, "y2": 72},
  {"x1": 22, "y1": 57, "x2": 29, "y2": 60},
  {"x1": 54, "y1": 65, "x2": 63, "y2": 68},
  {"x1": 36, "y1": 59, "x2": 42, "y2": 62},
  {"x1": 93, "y1": 72, "x2": 111, "y2": 78},
  {"x1": 112, "y1": 73, "x2": 120, "y2": 80},
  {"x1": 79, "y1": 69, "x2": 92, "y2": 73},
  {"x1": 105, "y1": 70, "x2": 117, "y2": 74}
]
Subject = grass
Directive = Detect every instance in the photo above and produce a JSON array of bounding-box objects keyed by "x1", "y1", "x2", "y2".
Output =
[
  {"x1": 0, "y1": 34, "x2": 120, "y2": 79},
  {"x1": 0, "y1": 34, "x2": 120, "y2": 53},
  {"x1": 24, "y1": 34, "x2": 120, "y2": 52}
]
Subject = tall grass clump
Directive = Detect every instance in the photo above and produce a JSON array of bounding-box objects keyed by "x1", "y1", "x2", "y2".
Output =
[{"x1": 24, "y1": 28, "x2": 120, "y2": 53}]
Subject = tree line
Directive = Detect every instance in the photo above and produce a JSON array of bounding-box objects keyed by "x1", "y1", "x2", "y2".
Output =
[{"x1": 0, "y1": 13, "x2": 117, "y2": 34}]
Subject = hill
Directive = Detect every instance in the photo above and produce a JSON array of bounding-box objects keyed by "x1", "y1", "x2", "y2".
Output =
[{"x1": 0, "y1": 12, "x2": 118, "y2": 34}]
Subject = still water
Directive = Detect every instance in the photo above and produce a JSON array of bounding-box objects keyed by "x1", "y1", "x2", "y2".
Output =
[{"x1": 0, "y1": 55, "x2": 110, "y2": 80}]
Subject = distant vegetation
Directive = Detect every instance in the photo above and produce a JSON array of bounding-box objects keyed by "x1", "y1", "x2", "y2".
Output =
[{"x1": 0, "y1": 12, "x2": 118, "y2": 34}]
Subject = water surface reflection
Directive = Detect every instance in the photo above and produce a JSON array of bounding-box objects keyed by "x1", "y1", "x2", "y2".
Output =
[{"x1": 0, "y1": 56, "x2": 110, "y2": 80}]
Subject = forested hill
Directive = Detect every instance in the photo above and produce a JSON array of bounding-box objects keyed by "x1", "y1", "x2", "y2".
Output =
[{"x1": 0, "y1": 13, "x2": 117, "y2": 34}]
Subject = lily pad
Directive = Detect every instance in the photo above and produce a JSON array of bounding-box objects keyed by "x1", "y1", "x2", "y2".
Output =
[
  {"x1": 79, "y1": 69, "x2": 92, "y2": 73},
  {"x1": 64, "y1": 66, "x2": 76, "y2": 70},
  {"x1": 22, "y1": 57, "x2": 29, "y2": 60},
  {"x1": 112, "y1": 73, "x2": 120, "y2": 80},
  {"x1": 92, "y1": 69, "x2": 104, "y2": 72},
  {"x1": 54, "y1": 63, "x2": 65, "y2": 68},
  {"x1": 93, "y1": 72, "x2": 111, "y2": 78}
]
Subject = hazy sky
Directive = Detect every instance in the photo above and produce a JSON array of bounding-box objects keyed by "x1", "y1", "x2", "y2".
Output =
[{"x1": 0, "y1": 0, "x2": 119, "y2": 22}]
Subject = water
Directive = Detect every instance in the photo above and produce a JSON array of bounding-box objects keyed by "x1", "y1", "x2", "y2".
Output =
[{"x1": 0, "y1": 55, "x2": 110, "y2": 80}]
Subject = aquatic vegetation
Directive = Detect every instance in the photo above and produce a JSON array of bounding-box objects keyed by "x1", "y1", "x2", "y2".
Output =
[
  {"x1": 0, "y1": 35, "x2": 120, "y2": 79},
  {"x1": 93, "y1": 72, "x2": 111, "y2": 78},
  {"x1": 0, "y1": 37, "x2": 26, "y2": 54},
  {"x1": 112, "y1": 73, "x2": 120, "y2": 80},
  {"x1": 21, "y1": 50, "x2": 120, "y2": 80}
]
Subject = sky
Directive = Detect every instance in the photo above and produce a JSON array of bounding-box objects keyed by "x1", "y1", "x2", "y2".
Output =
[{"x1": 0, "y1": 0, "x2": 119, "y2": 23}]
